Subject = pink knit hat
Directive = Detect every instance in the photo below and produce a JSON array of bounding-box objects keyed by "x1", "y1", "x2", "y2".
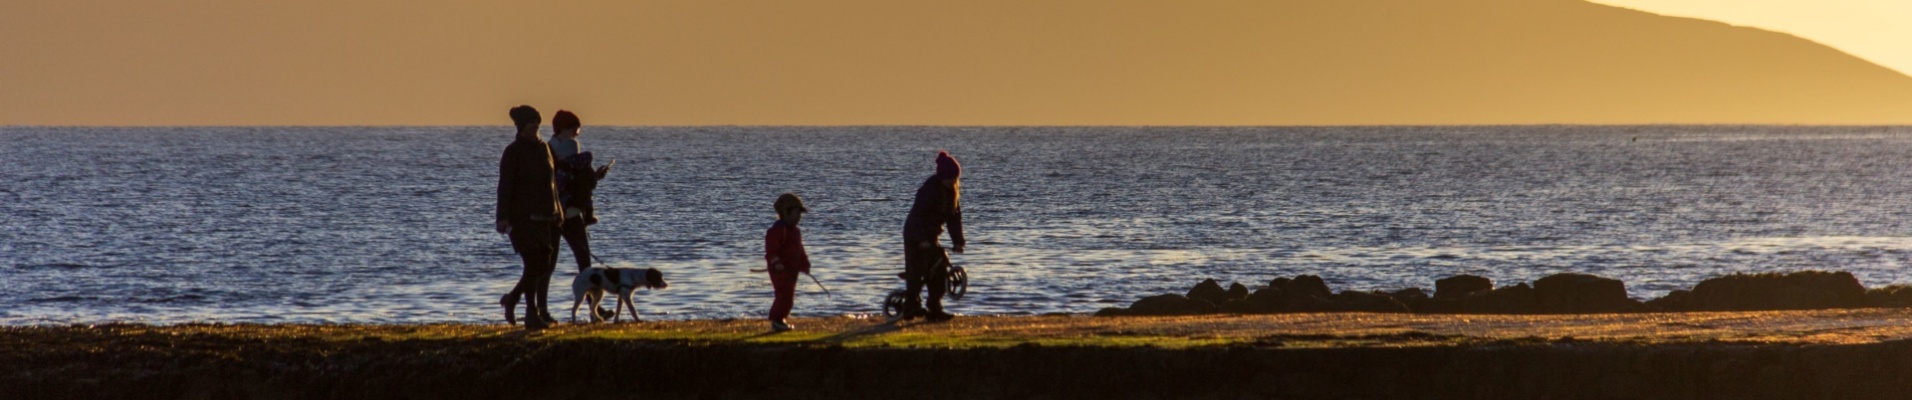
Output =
[{"x1": 934, "y1": 151, "x2": 961, "y2": 181}]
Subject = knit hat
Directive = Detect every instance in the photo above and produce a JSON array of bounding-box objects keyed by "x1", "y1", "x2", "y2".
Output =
[
  {"x1": 774, "y1": 193, "x2": 807, "y2": 217},
  {"x1": 934, "y1": 151, "x2": 961, "y2": 181}
]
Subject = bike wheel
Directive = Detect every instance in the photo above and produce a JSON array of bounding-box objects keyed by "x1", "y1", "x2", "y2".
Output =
[
  {"x1": 882, "y1": 290, "x2": 909, "y2": 319},
  {"x1": 947, "y1": 266, "x2": 968, "y2": 301}
]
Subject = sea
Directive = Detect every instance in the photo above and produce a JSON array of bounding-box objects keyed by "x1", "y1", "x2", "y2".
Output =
[{"x1": 5, "y1": 125, "x2": 1912, "y2": 325}]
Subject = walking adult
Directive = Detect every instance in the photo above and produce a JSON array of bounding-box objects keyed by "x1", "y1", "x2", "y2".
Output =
[
  {"x1": 549, "y1": 110, "x2": 611, "y2": 272},
  {"x1": 897, "y1": 150, "x2": 966, "y2": 322},
  {"x1": 496, "y1": 105, "x2": 564, "y2": 330}
]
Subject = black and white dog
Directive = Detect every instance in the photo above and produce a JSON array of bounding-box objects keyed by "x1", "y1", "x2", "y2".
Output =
[{"x1": 570, "y1": 267, "x2": 668, "y2": 323}]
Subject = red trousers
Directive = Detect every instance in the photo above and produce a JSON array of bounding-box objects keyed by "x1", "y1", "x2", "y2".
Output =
[{"x1": 769, "y1": 273, "x2": 798, "y2": 322}]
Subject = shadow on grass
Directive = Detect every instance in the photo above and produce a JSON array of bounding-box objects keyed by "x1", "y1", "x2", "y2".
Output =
[{"x1": 812, "y1": 323, "x2": 903, "y2": 345}]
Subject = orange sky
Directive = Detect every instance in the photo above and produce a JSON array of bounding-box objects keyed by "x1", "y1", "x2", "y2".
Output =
[{"x1": 2, "y1": 0, "x2": 1908, "y2": 126}]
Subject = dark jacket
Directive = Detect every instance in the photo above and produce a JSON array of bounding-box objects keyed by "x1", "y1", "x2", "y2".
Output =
[
  {"x1": 496, "y1": 137, "x2": 563, "y2": 225},
  {"x1": 764, "y1": 220, "x2": 810, "y2": 279},
  {"x1": 902, "y1": 177, "x2": 963, "y2": 247}
]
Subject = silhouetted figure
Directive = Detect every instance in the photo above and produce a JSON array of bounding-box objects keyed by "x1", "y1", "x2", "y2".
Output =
[
  {"x1": 764, "y1": 193, "x2": 810, "y2": 332},
  {"x1": 897, "y1": 151, "x2": 965, "y2": 322},
  {"x1": 496, "y1": 105, "x2": 564, "y2": 330},
  {"x1": 549, "y1": 110, "x2": 612, "y2": 272}
]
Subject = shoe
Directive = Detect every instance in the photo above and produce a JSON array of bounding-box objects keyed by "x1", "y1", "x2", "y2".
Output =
[
  {"x1": 926, "y1": 310, "x2": 955, "y2": 322},
  {"x1": 525, "y1": 317, "x2": 550, "y2": 331},
  {"x1": 771, "y1": 321, "x2": 794, "y2": 332},
  {"x1": 899, "y1": 305, "x2": 929, "y2": 322},
  {"x1": 500, "y1": 294, "x2": 519, "y2": 326}
]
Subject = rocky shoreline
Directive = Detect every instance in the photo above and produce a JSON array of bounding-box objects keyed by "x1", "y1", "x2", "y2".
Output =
[{"x1": 1096, "y1": 270, "x2": 1912, "y2": 316}]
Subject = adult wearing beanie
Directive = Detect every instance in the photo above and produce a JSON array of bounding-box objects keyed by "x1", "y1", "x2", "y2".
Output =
[{"x1": 897, "y1": 150, "x2": 966, "y2": 322}]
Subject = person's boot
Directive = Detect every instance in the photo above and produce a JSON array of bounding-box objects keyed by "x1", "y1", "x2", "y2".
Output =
[
  {"x1": 927, "y1": 301, "x2": 954, "y2": 322},
  {"x1": 500, "y1": 294, "x2": 519, "y2": 326},
  {"x1": 901, "y1": 299, "x2": 928, "y2": 321},
  {"x1": 525, "y1": 316, "x2": 550, "y2": 330},
  {"x1": 771, "y1": 320, "x2": 794, "y2": 332}
]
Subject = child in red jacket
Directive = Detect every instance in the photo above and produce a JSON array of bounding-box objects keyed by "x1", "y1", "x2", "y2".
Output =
[{"x1": 764, "y1": 193, "x2": 810, "y2": 332}]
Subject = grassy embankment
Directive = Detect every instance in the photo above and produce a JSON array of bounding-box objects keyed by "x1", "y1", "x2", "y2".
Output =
[
  {"x1": 15, "y1": 307, "x2": 1912, "y2": 350},
  {"x1": 13, "y1": 310, "x2": 1912, "y2": 399}
]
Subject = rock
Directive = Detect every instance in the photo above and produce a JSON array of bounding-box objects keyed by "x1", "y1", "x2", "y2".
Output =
[
  {"x1": 1387, "y1": 288, "x2": 1431, "y2": 304},
  {"x1": 1867, "y1": 285, "x2": 1912, "y2": 308},
  {"x1": 1645, "y1": 290, "x2": 1693, "y2": 312},
  {"x1": 1414, "y1": 299, "x2": 1462, "y2": 314},
  {"x1": 1092, "y1": 307, "x2": 1131, "y2": 317},
  {"x1": 1240, "y1": 287, "x2": 1284, "y2": 314},
  {"x1": 1268, "y1": 277, "x2": 1291, "y2": 290},
  {"x1": 1387, "y1": 288, "x2": 1433, "y2": 313},
  {"x1": 1333, "y1": 291, "x2": 1411, "y2": 313},
  {"x1": 1462, "y1": 282, "x2": 1539, "y2": 314},
  {"x1": 1226, "y1": 283, "x2": 1251, "y2": 302},
  {"x1": 1124, "y1": 294, "x2": 1219, "y2": 316},
  {"x1": 1533, "y1": 273, "x2": 1637, "y2": 313},
  {"x1": 1280, "y1": 294, "x2": 1338, "y2": 313},
  {"x1": 1687, "y1": 271, "x2": 1867, "y2": 311},
  {"x1": 1282, "y1": 275, "x2": 1334, "y2": 299},
  {"x1": 1187, "y1": 279, "x2": 1230, "y2": 306},
  {"x1": 1435, "y1": 275, "x2": 1493, "y2": 300},
  {"x1": 1218, "y1": 299, "x2": 1256, "y2": 314}
]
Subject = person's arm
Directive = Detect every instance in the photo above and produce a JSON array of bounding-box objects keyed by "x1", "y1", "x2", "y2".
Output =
[
  {"x1": 596, "y1": 160, "x2": 615, "y2": 180},
  {"x1": 495, "y1": 149, "x2": 512, "y2": 233},
  {"x1": 764, "y1": 225, "x2": 785, "y2": 272},
  {"x1": 946, "y1": 187, "x2": 965, "y2": 252},
  {"x1": 906, "y1": 182, "x2": 938, "y2": 248}
]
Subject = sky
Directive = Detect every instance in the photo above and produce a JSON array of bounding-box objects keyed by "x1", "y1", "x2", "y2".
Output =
[
  {"x1": 1588, "y1": 0, "x2": 1912, "y2": 77},
  {"x1": 1, "y1": 0, "x2": 1908, "y2": 126}
]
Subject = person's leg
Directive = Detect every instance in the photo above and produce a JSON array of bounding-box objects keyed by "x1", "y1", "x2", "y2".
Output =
[
  {"x1": 536, "y1": 222, "x2": 562, "y2": 324},
  {"x1": 502, "y1": 263, "x2": 529, "y2": 325},
  {"x1": 926, "y1": 249, "x2": 951, "y2": 318},
  {"x1": 902, "y1": 244, "x2": 928, "y2": 315},
  {"x1": 770, "y1": 274, "x2": 796, "y2": 325},
  {"x1": 561, "y1": 218, "x2": 592, "y2": 271},
  {"x1": 508, "y1": 221, "x2": 557, "y2": 329}
]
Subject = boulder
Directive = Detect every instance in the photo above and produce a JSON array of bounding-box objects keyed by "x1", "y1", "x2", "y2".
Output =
[
  {"x1": 1268, "y1": 277, "x2": 1291, "y2": 291},
  {"x1": 1226, "y1": 282, "x2": 1252, "y2": 302},
  {"x1": 1239, "y1": 287, "x2": 1285, "y2": 314},
  {"x1": 1124, "y1": 294, "x2": 1219, "y2": 316},
  {"x1": 1533, "y1": 273, "x2": 1637, "y2": 313},
  {"x1": 1435, "y1": 275, "x2": 1493, "y2": 300},
  {"x1": 1280, "y1": 293, "x2": 1339, "y2": 313},
  {"x1": 1461, "y1": 282, "x2": 1539, "y2": 314},
  {"x1": 1386, "y1": 288, "x2": 1433, "y2": 313},
  {"x1": 1867, "y1": 285, "x2": 1912, "y2": 308},
  {"x1": 1415, "y1": 299, "x2": 1463, "y2": 314},
  {"x1": 1333, "y1": 291, "x2": 1411, "y2": 313},
  {"x1": 1187, "y1": 279, "x2": 1230, "y2": 306},
  {"x1": 1282, "y1": 275, "x2": 1334, "y2": 299},
  {"x1": 1645, "y1": 290, "x2": 1693, "y2": 312},
  {"x1": 1687, "y1": 271, "x2": 1867, "y2": 311},
  {"x1": 1092, "y1": 307, "x2": 1131, "y2": 317}
]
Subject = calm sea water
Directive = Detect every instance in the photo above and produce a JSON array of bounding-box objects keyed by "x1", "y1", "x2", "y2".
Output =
[{"x1": 5, "y1": 126, "x2": 1912, "y2": 324}]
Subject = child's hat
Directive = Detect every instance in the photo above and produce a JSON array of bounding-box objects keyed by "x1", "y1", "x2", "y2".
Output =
[{"x1": 775, "y1": 193, "x2": 807, "y2": 216}]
